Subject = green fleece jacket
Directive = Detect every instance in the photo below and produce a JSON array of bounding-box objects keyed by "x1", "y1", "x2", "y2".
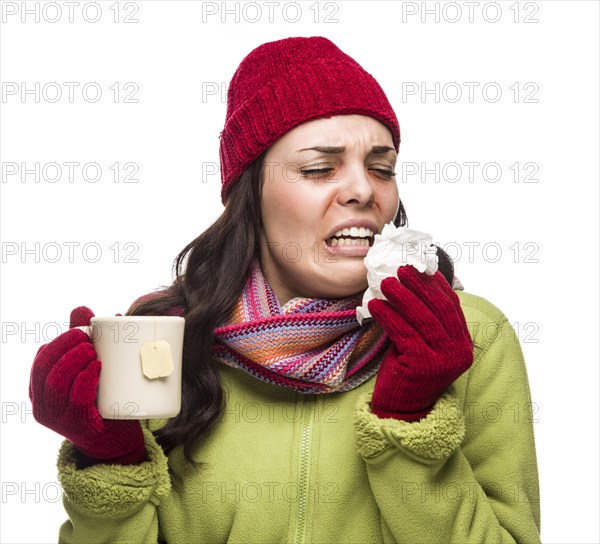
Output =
[{"x1": 56, "y1": 291, "x2": 541, "y2": 543}]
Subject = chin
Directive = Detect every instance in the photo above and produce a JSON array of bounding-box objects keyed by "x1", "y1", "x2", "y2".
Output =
[{"x1": 314, "y1": 261, "x2": 368, "y2": 298}]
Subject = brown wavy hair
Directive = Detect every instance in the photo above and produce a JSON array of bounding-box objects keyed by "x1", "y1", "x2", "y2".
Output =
[{"x1": 127, "y1": 151, "x2": 455, "y2": 467}]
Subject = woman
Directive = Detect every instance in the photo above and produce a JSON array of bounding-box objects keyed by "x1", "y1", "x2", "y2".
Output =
[{"x1": 30, "y1": 36, "x2": 541, "y2": 543}]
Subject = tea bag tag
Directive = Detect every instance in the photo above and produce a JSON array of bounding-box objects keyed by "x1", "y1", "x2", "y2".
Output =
[{"x1": 140, "y1": 340, "x2": 174, "y2": 379}]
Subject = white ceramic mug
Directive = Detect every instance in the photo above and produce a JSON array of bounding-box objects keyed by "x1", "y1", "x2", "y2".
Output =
[{"x1": 78, "y1": 316, "x2": 185, "y2": 420}]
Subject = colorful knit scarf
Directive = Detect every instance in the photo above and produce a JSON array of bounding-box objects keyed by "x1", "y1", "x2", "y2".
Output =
[{"x1": 212, "y1": 260, "x2": 390, "y2": 394}]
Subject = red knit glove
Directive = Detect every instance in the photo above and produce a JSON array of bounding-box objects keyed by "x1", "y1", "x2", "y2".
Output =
[
  {"x1": 368, "y1": 266, "x2": 473, "y2": 421},
  {"x1": 29, "y1": 306, "x2": 146, "y2": 466}
]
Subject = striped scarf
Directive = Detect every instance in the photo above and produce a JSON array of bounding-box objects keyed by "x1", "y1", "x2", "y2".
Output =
[{"x1": 212, "y1": 260, "x2": 389, "y2": 394}]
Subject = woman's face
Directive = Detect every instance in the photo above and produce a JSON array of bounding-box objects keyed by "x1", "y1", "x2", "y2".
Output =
[{"x1": 259, "y1": 114, "x2": 400, "y2": 304}]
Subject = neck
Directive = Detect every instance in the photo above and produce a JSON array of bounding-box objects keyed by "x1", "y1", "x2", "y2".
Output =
[{"x1": 260, "y1": 265, "x2": 298, "y2": 307}]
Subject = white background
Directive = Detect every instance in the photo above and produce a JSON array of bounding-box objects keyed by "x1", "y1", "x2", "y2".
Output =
[{"x1": 1, "y1": 1, "x2": 599, "y2": 542}]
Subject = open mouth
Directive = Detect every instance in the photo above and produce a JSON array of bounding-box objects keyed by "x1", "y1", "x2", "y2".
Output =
[{"x1": 326, "y1": 227, "x2": 375, "y2": 248}]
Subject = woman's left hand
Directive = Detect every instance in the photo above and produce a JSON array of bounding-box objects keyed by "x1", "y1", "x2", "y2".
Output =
[{"x1": 368, "y1": 266, "x2": 474, "y2": 421}]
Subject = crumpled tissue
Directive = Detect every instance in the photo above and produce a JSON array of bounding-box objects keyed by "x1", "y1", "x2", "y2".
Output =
[{"x1": 356, "y1": 222, "x2": 439, "y2": 324}]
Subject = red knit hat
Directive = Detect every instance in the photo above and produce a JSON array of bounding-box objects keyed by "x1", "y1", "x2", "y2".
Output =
[{"x1": 219, "y1": 36, "x2": 400, "y2": 204}]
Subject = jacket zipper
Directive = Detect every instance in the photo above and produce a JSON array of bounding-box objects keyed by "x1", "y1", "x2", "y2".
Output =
[{"x1": 293, "y1": 398, "x2": 313, "y2": 544}]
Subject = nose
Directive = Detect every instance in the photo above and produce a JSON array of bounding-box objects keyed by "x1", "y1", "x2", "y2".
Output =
[{"x1": 337, "y1": 163, "x2": 375, "y2": 207}]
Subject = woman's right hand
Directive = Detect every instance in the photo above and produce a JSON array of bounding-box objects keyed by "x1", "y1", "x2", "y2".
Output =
[{"x1": 29, "y1": 306, "x2": 146, "y2": 466}]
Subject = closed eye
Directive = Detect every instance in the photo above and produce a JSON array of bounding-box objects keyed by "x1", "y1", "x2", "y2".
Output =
[
  {"x1": 298, "y1": 167, "x2": 396, "y2": 180},
  {"x1": 370, "y1": 168, "x2": 396, "y2": 179},
  {"x1": 299, "y1": 168, "x2": 334, "y2": 177}
]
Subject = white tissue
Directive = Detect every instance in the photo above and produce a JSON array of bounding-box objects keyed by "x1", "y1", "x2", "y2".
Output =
[{"x1": 356, "y1": 223, "x2": 439, "y2": 324}]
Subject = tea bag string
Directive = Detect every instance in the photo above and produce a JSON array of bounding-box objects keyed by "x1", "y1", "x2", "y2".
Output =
[{"x1": 153, "y1": 317, "x2": 157, "y2": 351}]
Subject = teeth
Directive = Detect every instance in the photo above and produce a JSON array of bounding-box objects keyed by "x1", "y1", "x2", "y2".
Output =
[
  {"x1": 332, "y1": 227, "x2": 374, "y2": 239},
  {"x1": 328, "y1": 238, "x2": 370, "y2": 247}
]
